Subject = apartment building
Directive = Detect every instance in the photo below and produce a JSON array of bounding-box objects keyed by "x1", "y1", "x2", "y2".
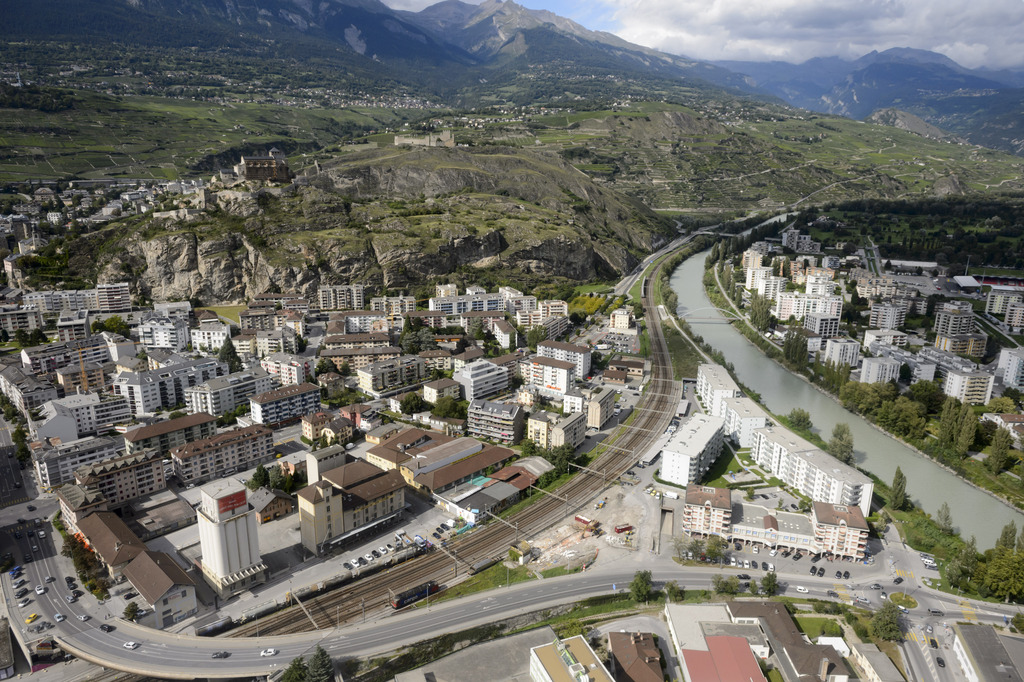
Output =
[
  {"x1": 0, "y1": 305, "x2": 44, "y2": 333},
  {"x1": 55, "y1": 361, "x2": 108, "y2": 394},
  {"x1": 454, "y1": 359, "x2": 509, "y2": 401},
  {"x1": 514, "y1": 311, "x2": 569, "y2": 340},
  {"x1": 356, "y1": 355, "x2": 428, "y2": 398},
  {"x1": 428, "y1": 292, "x2": 504, "y2": 315},
  {"x1": 56, "y1": 309, "x2": 91, "y2": 342},
  {"x1": 244, "y1": 380, "x2": 317, "y2": 425},
  {"x1": 862, "y1": 329, "x2": 908, "y2": 349},
  {"x1": 943, "y1": 370, "x2": 995, "y2": 405},
  {"x1": 821, "y1": 338, "x2": 861, "y2": 368},
  {"x1": 745, "y1": 266, "x2": 773, "y2": 291},
  {"x1": 934, "y1": 332, "x2": 987, "y2": 357},
  {"x1": 184, "y1": 367, "x2": 275, "y2": 416},
  {"x1": 860, "y1": 357, "x2": 901, "y2": 384},
  {"x1": 95, "y1": 282, "x2": 132, "y2": 312},
  {"x1": 683, "y1": 485, "x2": 733, "y2": 538},
  {"x1": 526, "y1": 410, "x2": 586, "y2": 450},
  {"x1": 757, "y1": 275, "x2": 787, "y2": 301},
  {"x1": 369, "y1": 295, "x2": 416, "y2": 317},
  {"x1": 320, "y1": 346, "x2": 401, "y2": 372},
  {"x1": 869, "y1": 303, "x2": 907, "y2": 330},
  {"x1": 154, "y1": 301, "x2": 192, "y2": 321},
  {"x1": 423, "y1": 378, "x2": 461, "y2": 404},
  {"x1": 124, "y1": 412, "x2": 218, "y2": 457},
  {"x1": 773, "y1": 293, "x2": 843, "y2": 321},
  {"x1": 751, "y1": 425, "x2": 873, "y2": 516},
  {"x1": 660, "y1": 414, "x2": 726, "y2": 487},
  {"x1": 812, "y1": 502, "x2": 870, "y2": 560},
  {"x1": 934, "y1": 302, "x2": 975, "y2": 336},
  {"x1": 986, "y1": 290, "x2": 1023, "y2": 315},
  {"x1": 33, "y1": 435, "x2": 121, "y2": 488},
  {"x1": 34, "y1": 392, "x2": 130, "y2": 441},
  {"x1": 537, "y1": 340, "x2": 591, "y2": 380},
  {"x1": 170, "y1": 425, "x2": 274, "y2": 484},
  {"x1": 696, "y1": 363, "x2": 741, "y2": 419},
  {"x1": 137, "y1": 315, "x2": 189, "y2": 352},
  {"x1": 609, "y1": 308, "x2": 633, "y2": 330},
  {"x1": 999, "y1": 347, "x2": 1024, "y2": 389},
  {"x1": 803, "y1": 313, "x2": 839, "y2": 339},
  {"x1": 328, "y1": 310, "x2": 390, "y2": 334},
  {"x1": 74, "y1": 449, "x2": 165, "y2": 508},
  {"x1": 21, "y1": 334, "x2": 116, "y2": 374},
  {"x1": 1006, "y1": 301, "x2": 1024, "y2": 332},
  {"x1": 0, "y1": 364, "x2": 58, "y2": 418},
  {"x1": 260, "y1": 353, "x2": 313, "y2": 386},
  {"x1": 317, "y1": 284, "x2": 365, "y2": 310},
  {"x1": 523, "y1": 356, "x2": 575, "y2": 398},
  {"x1": 255, "y1": 328, "x2": 297, "y2": 356},
  {"x1": 720, "y1": 396, "x2": 771, "y2": 448},
  {"x1": 190, "y1": 322, "x2": 231, "y2": 354},
  {"x1": 467, "y1": 400, "x2": 524, "y2": 445},
  {"x1": 238, "y1": 308, "x2": 275, "y2": 331},
  {"x1": 112, "y1": 358, "x2": 226, "y2": 415},
  {"x1": 321, "y1": 332, "x2": 391, "y2": 350}
]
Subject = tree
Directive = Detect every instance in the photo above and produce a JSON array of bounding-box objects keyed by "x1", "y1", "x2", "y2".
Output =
[
  {"x1": 687, "y1": 537, "x2": 705, "y2": 559},
  {"x1": 281, "y1": 656, "x2": 309, "y2": 682},
  {"x1": 315, "y1": 358, "x2": 335, "y2": 376},
  {"x1": 760, "y1": 571, "x2": 778, "y2": 596},
  {"x1": 248, "y1": 463, "x2": 270, "y2": 491},
  {"x1": 891, "y1": 467, "x2": 907, "y2": 511},
  {"x1": 630, "y1": 570, "x2": 653, "y2": 603},
  {"x1": 788, "y1": 408, "x2": 812, "y2": 432},
  {"x1": 433, "y1": 396, "x2": 466, "y2": 420},
  {"x1": 218, "y1": 338, "x2": 243, "y2": 373},
  {"x1": 1013, "y1": 613, "x2": 1024, "y2": 634},
  {"x1": 749, "y1": 293, "x2": 772, "y2": 332},
  {"x1": 400, "y1": 392, "x2": 425, "y2": 415},
  {"x1": 664, "y1": 580, "x2": 684, "y2": 602},
  {"x1": 748, "y1": 577, "x2": 759, "y2": 595},
  {"x1": 871, "y1": 601, "x2": 903, "y2": 641},
  {"x1": 983, "y1": 547, "x2": 1024, "y2": 602},
  {"x1": 987, "y1": 396, "x2": 1018, "y2": 414},
  {"x1": 308, "y1": 645, "x2": 333, "y2": 682},
  {"x1": 526, "y1": 326, "x2": 547, "y2": 349},
  {"x1": 828, "y1": 423, "x2": 854, "y2": 465},
  {"x1": 123, "y1": 602, "x2": 139, "y2": 621},
  {"x1": 990, "y1": 427, "x2": 1013, "y2": 473},
  {"x1": 268, "y1": 465, "x2": 285, "y2": 490},
  {"x1": 338, "y1": 361, "x2": 350, "y2": 377},
  {"x1": 705, "y1": 536, "x2": 727, "y2": 563},
  {"x1": 13, "y1": 329, "x2": 27, "y2": 347},
  {"x1": 296, "y1": 336, "x2": 307, "y2": 353},
  {"x1": 937, "y1": 397, "x2": 960, "y2": 446},
  {"x1": 997, "y1": 521, "x2": 1018, "y2": 550},
  {"x1": 935, "y1": 503, "x2": 953, "y2": 533},
  {"x1": 955, "y1": 403, "x2": 977, "y2": 459},
  {"x1": 782, "y1": 327, "x2": 807, "y2": 368}
]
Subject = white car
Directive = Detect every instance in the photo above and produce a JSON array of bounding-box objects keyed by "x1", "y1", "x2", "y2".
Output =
[
  {"x1": 260, "y1": 648, "x2": 278, "y2": 657},
  {"x1": 17, "y1": 599, "x2": 29, "y2": 608},
  {"x1": 123, "y1": 642, "x2": 139, "y2": 650},
  {"x1": 769, "y1": 549, "x2": 778, "y2": 557},
  {"x1": 377, "y1": 546, "x2": 388, "y2": 555},
  {"x1": 77, "y1": 614, "x2": 90, "y2": 622},
  {"x1": 795, "y1": 586, "x2": 809, "y2": 593},
  {"x1": 34, "y1": 585, "x2": 45, "y2": 595},
  {"x1": 54, "y1": 613, "x2": 65, "y2": 622},
  {"x1": 752, "y1": 547, "x2": 759, "y2": 554}
]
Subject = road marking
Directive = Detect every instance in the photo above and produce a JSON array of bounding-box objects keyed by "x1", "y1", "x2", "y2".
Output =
[
  {"x1": 959, "y1": 599, "x2": 978, "y2": 623},
  {"x1": 895, "y1": 568, "x2": 915, "y2": 579},
  {"x1": 904, "y1": 630, "x2": 921, "y2": 642}
]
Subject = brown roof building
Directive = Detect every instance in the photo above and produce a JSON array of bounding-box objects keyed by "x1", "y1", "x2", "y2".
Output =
[
  {"x1": 122, "y1": 550, "x2": 198, "y2": 629},
  {"x1": 123, "y1": 413, "x2": 218, "y2": 456},
  {"x1": 728, "y1": 601, "x2": 848, "y2": 681},
  {"x1": 76, "y1": 511, "x2": 147, "y2": 577},
  {"x1": 609, "y1": 632, "x2": 662, "y2": 682}
]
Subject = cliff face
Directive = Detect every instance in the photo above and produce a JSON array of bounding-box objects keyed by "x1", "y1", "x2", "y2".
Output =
[{"x1": 91, "y1": 145, "x2": 671, "y2": 303}]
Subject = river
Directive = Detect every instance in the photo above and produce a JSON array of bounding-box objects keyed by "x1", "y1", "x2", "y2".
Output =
[{"x1": 670, "y1": 250, "x2": 1023, "y2": 549}]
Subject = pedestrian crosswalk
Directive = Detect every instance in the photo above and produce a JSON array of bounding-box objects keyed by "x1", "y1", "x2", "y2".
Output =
[
  {"x1": 904, "y1": 630, "x2": 924, "y2": 643},
  {"x1": 2, "y1": 496, "x2": 28, "y2": 508},
  {"x1": 959, "y1": 599, "x2": 978, "y2": 623},
  {"x1": 894, "y1": 568, "x2": 915, "y2": 579}
]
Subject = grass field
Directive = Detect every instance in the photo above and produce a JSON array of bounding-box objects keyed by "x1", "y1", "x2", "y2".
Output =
[{"x1": 197, "y1": 305, "x2": 247, "y2": 323}]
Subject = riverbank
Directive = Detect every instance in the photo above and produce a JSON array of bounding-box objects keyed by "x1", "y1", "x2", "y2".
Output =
[{"x1": 701, "y1": 256, "x2": 1024, "y2": 517}]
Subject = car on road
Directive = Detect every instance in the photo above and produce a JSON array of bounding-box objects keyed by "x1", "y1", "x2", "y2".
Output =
[
  {"x1": 124, "y1": 642, "x2": 139, "y2": 650},
  {"x1": 893, "y1": 577, "x2": 904, "y2": 585},
  {"x1": 44, "y1": 576, "x2": 54, "y2": 583},
  {"x1": 928, "y1": 609, "x2": 944, "y2": 616},
  {"x1": 432, "y1": 532, "x2": 441, "y2": 540},
  {"x1": 926, "y1": 625, "x2": 933, "y2": 634},
  {"x1": 817, "y1": 567, "x2": 825, "y2": 577},
  {"x1": 769, "y1": 549, "x2": 778, "y2": 557},
  {"x1": 124, "y1": 592, "x2": 137, "y2": 599},
  {"x1": 767, "y1": 563, "x2": 775, "y2": 572},
  {"x1": 734, "y1": 543, "x2": 743, "y2": 551},
  {"x1": 13, "y1": 531, "x2": 21, "y2": 539},
  {"x1": 386, "y1": 543, "x2": 395, "y2": 551},
  {"x1": 795, "y1": 586, "x2": 808, "y2": 593},
  {"x1": 212, "y1": 651, "x2": 230, "y2": 659},
  {"x1": 737, "y1": 574, "x2": 750, "y2": 580},
  {"x1": 13, "y1": 578, "x2": 25, "y2": 588},
  {"x1": 26, "y1": 505, "x2": 35, "y2": 511},
  {"x1": 752, "y1": 546, "x2": 759, "y2": 554},
  {"x1": 881, "y1": 592, "x2": 888, "y2": 600},
  {"x1": 826, "y1": 590, "x2": 839, "y2": 598},
  {"x1": 54, "y1": 613, "x2": 65, "y2": 622},
  {"x1": 793, "y1": 553, "x2": 802, "y2": 561},
  {"x1": 856, "y1": 596, "x2": 870, "y2": 604},
  {"x1": 810, "y1": 555, "x2": 820, "y2": 563},
  {"x1": 743, "y1": 560, "x2": 750, "y2": 569},
  {"x1": 99, "y1": 624, "x2": 115, "y2": 633},
  {"x1": 929, "y1": 638, "x2": 938, "y2": 649},
  {"x1": 77, "y1": 615, "x2": 89, "y2": 622},
  {"x1": 260, "y1": 648, "x2": 278, "y2": 657},
  {"x1": 34, "y1": 585, "x2": 44, "y2": 594},
  {"x1": 936, "y1": 657, "x2": 945, "y2": 668},
  {"x1": 870, "y1": 583, "x2": 882, "y2": 589}
]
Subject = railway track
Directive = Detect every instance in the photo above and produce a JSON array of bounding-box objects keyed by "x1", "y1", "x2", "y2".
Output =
[{"x1": 231, "y1": 247, "x2": 684, "y2": 637}]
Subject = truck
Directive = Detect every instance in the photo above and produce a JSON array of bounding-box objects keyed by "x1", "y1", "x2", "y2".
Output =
[
  {"x1": 614, "y1": 524, "x2": 634, "y2": 534},
  {"x1": 573, "y1": 515, "x2": 600, "y2": 533},
  {"x1": 662, "y1": 491, "x2": 679, "y2": 500},
  {"x1": 594, "y1": 499, "x2": 606, "y2": 510}
]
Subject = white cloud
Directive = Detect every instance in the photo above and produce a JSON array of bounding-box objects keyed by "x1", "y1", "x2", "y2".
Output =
[{"x1": 591, "y1": 0, "x2": 1024, "y2": 68}]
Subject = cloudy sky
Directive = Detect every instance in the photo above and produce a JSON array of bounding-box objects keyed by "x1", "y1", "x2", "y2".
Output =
[{"x1": 382, "y1": 0, "x2": 1024, "y2": 69}]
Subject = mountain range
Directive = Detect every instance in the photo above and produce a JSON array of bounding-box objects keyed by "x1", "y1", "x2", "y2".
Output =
[{"x1": 4, "y1": 0, "x2": 1024, "y2": 153}]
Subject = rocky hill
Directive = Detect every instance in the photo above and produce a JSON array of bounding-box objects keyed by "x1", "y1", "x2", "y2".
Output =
[{"x1": 76, "y1": 145, "x2": 672, "y2": 304}]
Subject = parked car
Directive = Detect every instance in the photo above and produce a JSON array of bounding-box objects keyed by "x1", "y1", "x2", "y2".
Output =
[
  {"x1": 817, "y1": 567, "x2": 825, "y2": 577},
  {"x1": 843, "y1": 570, "x2": 850, "y2": 580}
]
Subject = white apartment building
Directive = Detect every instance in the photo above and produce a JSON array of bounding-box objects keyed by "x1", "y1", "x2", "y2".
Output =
[
  {"x1": 34, "y1": 392, "x2": 131, "y2": 442},
  {"x1": 260, "y1": 353, "x2": 313, "y2": 386},
  {"x1": 805, "y1": 274, "x2": 834, "y2": 297},
  {"x1": 138, "y1": 315, "x2": 189, "y2": 352},
  {"x1": 254, "y1": 328, "x2": 297, "y2": 356},
  {"x1": 751, "y1": 426, "x2": 874, "y2": 516},
  {"x1": 986, "y1": 290, "x2": 1023, "y2": 315},
  {"x1": 609, "y1": 308, "x2": 633, "y2": 330},
  {"x1": 171, "y1": 425, "x2": 274, "y2": 484},
  {"x1": 745, "y1": 266, "x2": 772, "y2": 291},
  {"x1": 863, "y1": 329, "x2": 908, "y2": 349},
  {"x1": 998, "y1": 347, "x2": 1024, "y2": 389},
  {"x1": 741, "y1": 249, "x2": 764, "y2": 270},
  {"x1": 185, "y1": 368, "x2": 275, "y2": 416},
  {"x1": 695, "y1": 363, "x2": 741, "y2": 418},
  {"x1": 435, "y1": 283, "x2": 458, "y2": 298},
  {"x1": 822, "y1": 338, "x2": 861, "y2": 368},
  {"x1": 369, "y1": 295, "x2": 416, "y2": 316},
  {"x1": 803, "y1": 313, "x2": 839, "y2": 339},
  {"x1": 33, "y1": 435, "x2": 121, "y2": 488},
  {"x1": 331, "y1": 310, "x2": 389, "y2": 334},
  {"x1": 317, "y1": 284, "x2": 365, "y2": 310},
  {"x1": 860, "y1": 357, "x2": 901, "y2": 384},
  {"x1": 943, "y1": 370, "x2": 994, "y2": 405},
  {"x1": 660, "y1": 414, "x2": 726, "y2": 487},
  {"x1": 153, "y1": 301, "x2": 192, "y2": 321},
  {"x1": 537, "y1": 340, "x2": 591, "y2": 381},
  {"x1": 95, "y1": 282, "x2": 132, "y2": 312},
  {"x1": 524, "y1": 356, "x2": 575, "y2": 398},
  {"x1": 112, "y1": 358, "x2": 226, "y2": 415},
  {"x1": 934, "y1": 303, "x2": 975, "y2": 336},
  {"x1": 869, "y1": 303, "x2": 907, "y2": 330},
  {"x1": 757, "y1": 275, "x2": 788, "y2": 301},
  {"x1": 1006, "y1": 301, "x2": 1024, "y2": 333},
  {"x1": 249, "y1": 383, "x2": 321, "y2": 427},
  {"x1": 773, "y1": 293, "x2": 843, "y2": 322},
  {"x1": 454, "y1": 360, "x2": 509, "y2": 402},
  {"x1": 356, "y1": 355, "x2": 427, "y2": 398},
  {"x1": 191, "y1": 322, "x2": 231, "y2": 354},
  {"x1": 498, "y1": 286, "x2": 537, "y2": 312},
  {"x1": 721, "y1": 396, "x2": 771, "y2": 448},
  {"x1": 428, "y1": 293, "x2": 504, "y2": 315}
]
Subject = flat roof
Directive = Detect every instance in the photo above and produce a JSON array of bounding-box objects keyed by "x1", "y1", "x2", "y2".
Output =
[
  {"x1": 663, "y1": 413, "x2": 725, "y2": 454},
  {"x1": 531, "y1": 635, "x2": 613, "y2": 682}
]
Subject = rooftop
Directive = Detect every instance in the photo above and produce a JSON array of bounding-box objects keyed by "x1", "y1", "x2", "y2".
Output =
[{"x1": 123, "y1": 413, "x2": 217, "y2": 443}]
